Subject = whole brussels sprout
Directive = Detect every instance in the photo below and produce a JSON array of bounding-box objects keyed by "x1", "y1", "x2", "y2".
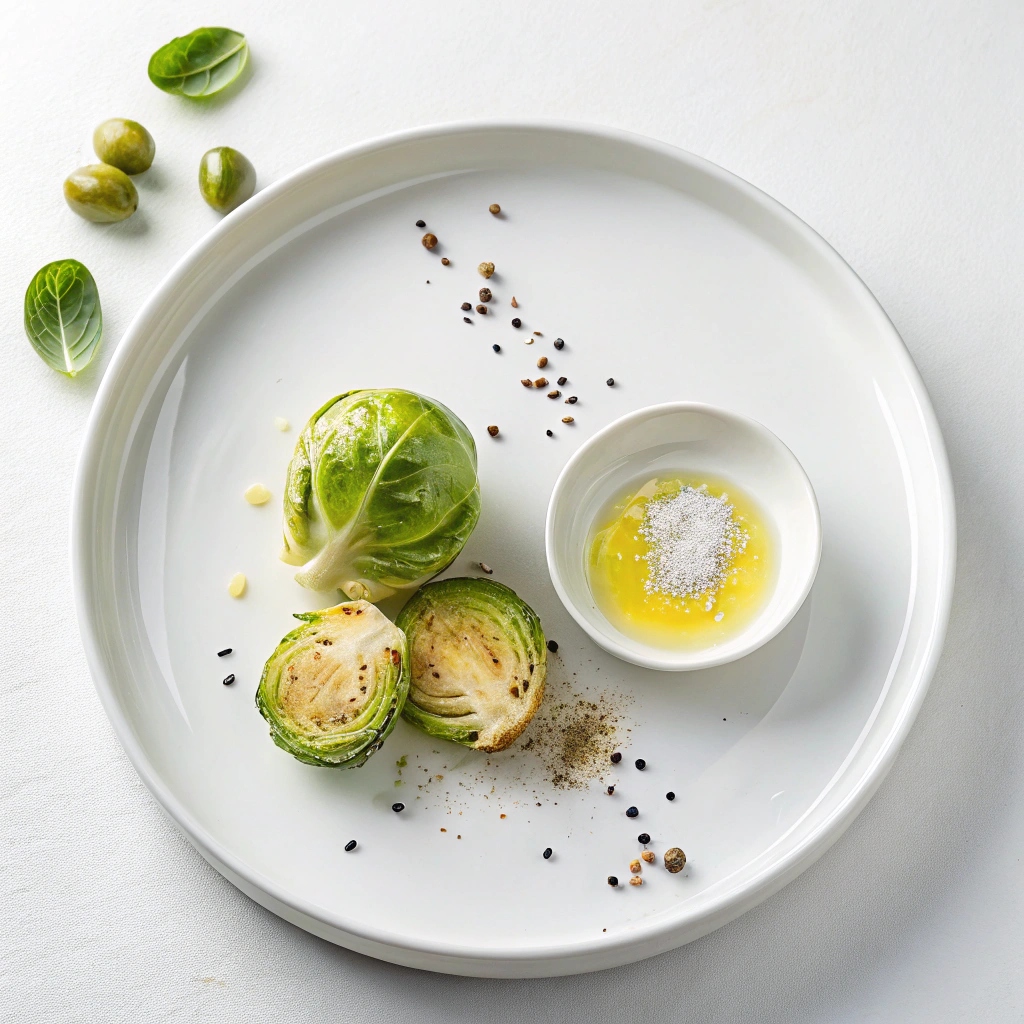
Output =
[
  {"x1": 256, "y1": 601, "x2": 409, "y2": 768},
  {"x1": 199, "y1": 146, "x2": 256, "y2": 213},
  {"x1": 93, "y1": 119, "x2": 156, "y2": 174},
  {"x1": 396, "y1": 577, "x2": 546, "y2": 752},
  {"x1": 281, "y1": 390, "x2": 481, "y2": 602},
  {"x1": 63, "y1": 164, "x2": 138, "y2": 222}
]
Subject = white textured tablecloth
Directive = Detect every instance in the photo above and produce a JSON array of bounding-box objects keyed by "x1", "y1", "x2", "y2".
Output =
[{"x1": 3, "y1": 1, "x2": 1022, "y2": 1019}]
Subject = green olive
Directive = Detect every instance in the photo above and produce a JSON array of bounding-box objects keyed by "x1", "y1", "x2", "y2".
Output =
[
  {"x1": 93, "y1": 119, "x2": 156, "y2": 175},
  {"x1": 198, "y1": 147, "x2": 256, "y2": 214},
  {"x1": 63, "y1": 164, "x2": 138, "y2": 223}
]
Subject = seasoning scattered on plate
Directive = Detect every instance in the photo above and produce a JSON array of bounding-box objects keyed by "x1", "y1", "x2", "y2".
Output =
[
  {"x1": 554, "y1": 338, "x2": 565, "y2": 350},
  {"x1": 641, "y1": 850, "x2": 655, "y2": 864},
  {"x1": 543, "y1": 847, "x2": 552, "y2": 859},
  {"x1": 629, "y1": 859, "x2": 641, "y2": 874},
  {"x1": 222, "y1": 674, "x2": 235, "y2": 686},
  {"x1": 637, "y1": 832, "x2": 650, "y2": 844},
  {"x1": 546, "y1": 639, "x2": 558, "y2": 653},
  {"x1": 607, "y1": 875, "x2": 618, "y2": 887},
  {"x1": 664, "y1": 847, "x2": 686, "y2": 873},
  {"x1": 606, "y1": 378, "x2": 615, "y2": 387},
  {"x1": 392, "y1": 802, "x2": 405, "y2": 813},
  {"x1": 489, "y1": 203, "x2": 501, "y2": 215},
  {"x1": 486, "y1": 425, "x2": 499, "y2": 437},
  {"x1": 610, "y1": 751, "x2": 622, "y2": 764},
  {"x1": 629, "y1": 876, "x2": 643, "y2": 887},
  {"x1": 244, "y1": 483, "x2": 271, "y2": 505},
  {"x1": 217, "y1": 648, "x2": 232, "y2": 657},
  {"x1": 227, "y1": 573, "x2": 247, "y2": 598},
  {"x1": 478, "y1": 262, "x2": 495, "y2": 278},
  {"x1": 492, "y1": 344, "x2": 501, "y2": 353},
  {"x1": 512, "y1": 318, "x2": 522, "y2": 328},
  {"x1": 415, "y1": 219, "x2": 426, "y2": 228},
  {"x1": 626, "y1": 806, "x2": 639, "y2": 818},
  {"x1": 461, "y1": 301, "x2": 472, "y2": 311},
  {"x1": 635, "y1": 758, "x2": 646, "y2": 771},
  {"x1": 345, "y1": 839, "x2": 357, "y2": 852},
  {"x1": 666, "y1": 792, "x2": 676, "y2": 801},
  {"x1": 441, "y1": 257, "x2": 450, "y2": 265},
  {"x1": 422, "y1": 233, "x2": 438, "y2": 249},
  {"x1": 479, "y1": 562, "x2": 493, "y2": 574}
]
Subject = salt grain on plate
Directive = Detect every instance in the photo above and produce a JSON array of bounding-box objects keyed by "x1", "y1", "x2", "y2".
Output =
[{"x1": 639, "y1": 487, "x2": 748, "y2": 600}]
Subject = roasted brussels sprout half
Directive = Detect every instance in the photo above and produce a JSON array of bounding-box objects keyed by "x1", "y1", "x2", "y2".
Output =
[
  {"x1": 396, "y1": 578, "x2": 546, "y2": 752},
  {"x1": 281, "y1": 390, "x2": 481, "y2": 602},
  {"x1": 256, "y1": 601, "x2": 409, "y2": 768}
]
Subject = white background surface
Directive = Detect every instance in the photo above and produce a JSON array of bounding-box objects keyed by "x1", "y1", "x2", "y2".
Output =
[{"x1": 1, "y1": 0, "x2": 1021, "y2": 1019}]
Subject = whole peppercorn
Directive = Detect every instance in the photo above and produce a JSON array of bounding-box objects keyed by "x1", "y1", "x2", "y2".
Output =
[
  {"x1": 492, "y1": 344, "x2": 501, "y2": 352},
  {"x1": 565, "y1": 396, "x2": 578, "y2": 404},
  {"x1": 415, "y1": 219, "x2": 426, "y2": 228},
  {"x1": 561, "y1": 416, "x2": 575, "y2": 424},
  {"x1": 629, "y1": 876, "x2": 643, "y2": 887},
  {"x1": 626, "y1": 806, "x2": 639, "y2": 818},
  {"x1": 664, "y1": 847, "x2": 687, "y2": 873},
  {"x1": 463, "y1": 317, "x2": 472, "y2": 324},
  {"x1": 511, "y1": 317, "x2": 522, "y2": 328},
  {"x1": 610, "y1": 751, "x2": 622, "y2": 764},
  {"x1": 556, "y1": 376, "x2": 567, "y2": 386},
  {"x1": 476, "y1": 304, "x2": 488, "y2": 314},
  {"x1": 441, "y1": 257, "x2": 451, "y2": 265},
  {"x1": 478, "y1": 261, "x2": 495, "y2": 278},
  {"x1": 548, "y1": 391, "x2": 561, "y2": 399},
  {"x1": 487, "y1": 425, "x2": 499, "y2": 437},
  {"x1": 553, "y1": 338, "x2": 565, "y2": 350},
  {"x1": 479, "y1": 287, "x2": 492, "y2": 302},
  {"x1": 521, "y1": 379, "x2": 534, "y2": 388},
  {"x1": 637, "y1": 832, "x2": 651, "y2": 845},
  {"x1": 489, "y1": 203, "x2": 501, "y2": 215},
  {"x1": 635, "y1": 758, "x2": 646, "y2": 771},
  {"x1": 543, "y1": 847, "x2": 552, "y2": 859},
  {"x1": 606, "y1": 377, "x2": 615, "y2": 387},
  {"x1": 546, "y1": 639, "x2": 558, "y2": 653},
  {"x1": 606, "y1": 785, "x2": 615, "y2": 795},
  {"x1": 344, "y1": 840, "x2": 357, "y2": 852},
  {"x1": 537, "y1": 356, "x2": 548, "y2": 368},
  {"x1": 534, "y1": 377, "x2": 548, "y2": 388},
  {"x1": 666, "y1": 792, "x2": 676, "y2": 801},
  {"x1": 641, "y1": 850, "x2": 656, "y2": 864},
  {"x1": 392, "y1": 802, "x2": 405, "y2": 812},
  {"x1": 461, "y1": 302, "x2": 472, "y2": 311},
  {"x1": 422, "y1": 233, "x2": 438, "y2": 249},
  {"x1": 629, "y1": 859, "x2": 642, "y2": 875},
  {"x1": 607, "y1": 875, "x2": 619, "y2": 887},
  {"x1": 545, "y1": 429, "x2": 553, "y2": 437}
]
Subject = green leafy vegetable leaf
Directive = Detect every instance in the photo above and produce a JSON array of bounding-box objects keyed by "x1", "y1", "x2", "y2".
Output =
[
  {"x1": 24, "y1": 260, "x2": 102, "y2": 378},
  {"x1": 148, "y1": 27, "x2": 248, "y2": 98}
]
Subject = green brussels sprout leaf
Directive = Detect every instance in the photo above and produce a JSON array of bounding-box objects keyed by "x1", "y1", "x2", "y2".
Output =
[
  {"x1": 256, "y1": 601, "x2": 409, "y2": 768},
  {"x1": 396, "y1": 578, "x2": 547, "y2": 752},
  {"x1": 148, "y1": 27, "x2": 249, "y2": 98},
  {"x1": 24, "y1": 260, "x2": 102, "y2": 377},
  {"x1": 281, "y1": 390, "x2": 482, "y2": 602}
]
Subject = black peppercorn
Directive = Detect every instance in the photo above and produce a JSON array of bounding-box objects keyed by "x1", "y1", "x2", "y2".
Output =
[
  {"x1": 463, "y1": 317, "x2": 472, "y2": 324},
  {"x1": 344, "y1": 839, "x2": 357, "y2": 852},
  {"x1": 610, "y1": 751, "x2": 622, "y2": 764},
  {"x1": 554, "y1": 338, "x2": 564, "y2": 350},
  {"x1": 607, "y1": 875, "x2": 619, "y2": 887},
  {"x1": 461, "y1": 302, "x2": 472, "y2": 311},
  {"x1": 546, "y1": 639, "x2": 558, "y2": 653},
  {"x1": 606, "y1": 785, "x2": 615, "y2": 795},
  {"x1": 637, "y1": 832, "x2": 651, "y2": 845},
  {"x1": 557, "y1": 376, "x2": 567, "y2": 386},
  {"x1": 392, "y1": 802, "x2": 405, "y2": 812},
  {"x1": 492, "y1": 344, "x2": 501, "y2": 352},
  {"x1": 543, "y1": 847, "x2": 552, "y2": 859},
  {"x1": 666, "y1": 792, "x2": 676, "y2": 801},
  {"x1": 476, "y1": 304, "x2": 488, "y2": 314},
  {"x1": 222, "y1": 674, "x2": 235, "y2": 686},
  {"x1": 626, "y1": 806, "x2": 639, "y2": 818},
  {"x1": 479, "y1": 287, "x2": 492, "y2": 302},
  {"x1": 606, "y1": 378, "x2": 615, "y2": 386},
  {"x1": 635, "y1": 758, "x2": 646, "y2": 770},
  {"x1": 546, "y1": 429, "x2": 553, "y2": 437},
  {"x1": 217, "y1": 648, "x2": 232, "y2": 657},
  {"x1": 511, "y1": 317, "x2": 522, "y2": 328},
  {"x1": 415, "y1": 219, "x2": 426, "y2": 228}
]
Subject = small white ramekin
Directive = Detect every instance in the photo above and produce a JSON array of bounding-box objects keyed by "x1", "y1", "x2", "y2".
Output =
[{"x1": 545, "y1": 402, "x2": 821, "y2": 671}]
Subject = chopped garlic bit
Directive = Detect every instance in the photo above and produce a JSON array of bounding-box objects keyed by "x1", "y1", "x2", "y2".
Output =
[
  {"x1": 274, "y1": 417, "x2": 290, "y2": 432},
  {"x1": 228, "y1": 573, "x2": 247, "y2": 598},
  {"x1": 244, "y1": 483, "x2": 271, "y2": 505}
]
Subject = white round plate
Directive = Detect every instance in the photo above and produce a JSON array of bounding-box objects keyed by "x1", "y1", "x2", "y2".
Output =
[{"x1": 72, "y1": 122, "x2": 955, "y2": 978}]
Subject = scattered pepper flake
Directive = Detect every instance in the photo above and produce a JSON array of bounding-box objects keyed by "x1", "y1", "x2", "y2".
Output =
[
  {"x1": 565, "y1": 396, "x2": 578, "y2": 404},
  {"x1": 626, "y1": 806, "x2": 639, "y2": 818},
  {"x1": 635, "y1": 758, "x2": 647, "y2": 771},
  {"x1": 556, "y1": 376, "x2": 567, "y2": 386},
  {"x1": 606, "y1": 378, "x2": 615, "y2": 387},
  {"x1": 546, "y1": 640, "x2": 558, "y2": 652},
  {"x1": 611, "y1": 752, "x2": 622, "y2": 764},
  {"x1": 500, "y1": 813, "x2": 506, "y2": 819},
  {"x1": 217, "y1": 648, "x2": 232, "y2": 657},
  {"x1": 664, "y1": 848, "x2": 686, "y2": 872},
  {"x1": 478, "y1": 262, "x2": 495, "y2": 278},
  {"x1": 637, "y1": 832, "x2": 651, "y2": 844},
  {"x1": 227, "y1": 573, "x2": 247, "y2": 598},
  {"x1": 415, "y1": 219, "x2": 426, "y2": 227},
  {"x1": 392, "y1": 802, "x2": 405, "y2": 813},
  {"x1": 532, "y1": 331, "x2": 542, "y2": 336},
  {"x1": 461, "y1": 302, "x2": 472, "y2": 311},
  {"x1": 492, "y1": 344, "x2": 501, "y2": 352},
  {"x1": 546, "y1": 429, "x2": 553, "y2": 437},
  {"x1": 543, "y1": 847, "x2": 552, "y2": 859},
  {"x1": 421, "y1": 233, "x2": 438, "y2": 249},
  {"x1": 511, "y1": 296, "x2": 518, "y2": 308},
  {"x1": 463, "y1": 317, "x2": 472, "y2": 324},
  {"x1": 666, "y1": 792, "x2": 676, "y2": 801}
]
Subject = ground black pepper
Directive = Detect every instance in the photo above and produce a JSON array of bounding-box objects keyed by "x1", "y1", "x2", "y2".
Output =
[
  {"x1": 344, "y1": 840, "x2": 357, "y2": 852},
  {"x1": 217, "y1": 648, "x2": 232, "y2": 657},
  {"x1": 222, "y1": 674, "x2": 235, "y2": 686}
]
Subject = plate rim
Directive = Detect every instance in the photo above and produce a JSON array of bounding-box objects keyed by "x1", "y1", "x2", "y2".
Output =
[{"x1": 71, "y1": 118, "x2": 956, "y2": 976}]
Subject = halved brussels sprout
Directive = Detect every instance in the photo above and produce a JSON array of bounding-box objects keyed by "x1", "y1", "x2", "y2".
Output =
[
  {"x1": 396, "y1": 578, "x2": 546, "y2": 752},
  {"x1": 256, "y1": 601, "x2": 409, "y2": 768},
  {"x1": 281, "y1": 389, "x2": 481, "y2": 603}
]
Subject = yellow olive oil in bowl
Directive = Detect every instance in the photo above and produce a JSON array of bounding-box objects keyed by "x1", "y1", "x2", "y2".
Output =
[{"x1": 587, "y1": 474, "x2": 774, "y2": 651}]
